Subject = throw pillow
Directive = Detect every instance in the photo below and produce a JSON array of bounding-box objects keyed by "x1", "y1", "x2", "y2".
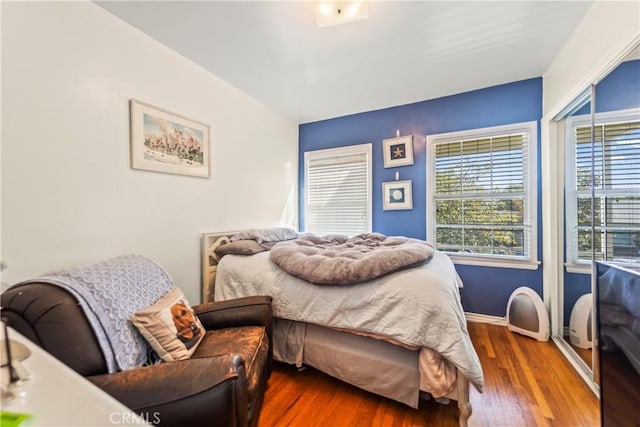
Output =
[
  {"x1": 230, "y1": 227, "x2": 298, "y2": 243},
  {"x1": 131, "y1": 287, "x2": 205, "y2": 362},
  {"x1": 214, "y1": 239, "x2": 274, "y2": 258}
]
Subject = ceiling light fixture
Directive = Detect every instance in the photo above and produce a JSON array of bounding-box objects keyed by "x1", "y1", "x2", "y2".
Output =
[{"x1": 313, "y1": 1, "x2": 369, "y2": 28}]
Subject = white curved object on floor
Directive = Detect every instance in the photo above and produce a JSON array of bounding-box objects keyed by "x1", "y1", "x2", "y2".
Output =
[
  {"x1": 506, "y1": 286, "x2": 550, "y2": 342},
  {"x1": 570, "y1": 293, "x2": 593, "y2": 349}
]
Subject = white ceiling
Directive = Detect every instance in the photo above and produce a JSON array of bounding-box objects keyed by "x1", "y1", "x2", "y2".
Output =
[{"x1": 96, "y1": 1, "x2": 592, "y2": 124}]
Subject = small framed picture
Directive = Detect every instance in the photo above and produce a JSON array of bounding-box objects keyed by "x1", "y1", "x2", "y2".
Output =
[
  {"x1": 383, "y1": 135, "x2": 414, "y2": 168},
  {"x1": 130, "y1": 99, "x2": 210, "y2": 178},
  {"x1": 382, "y1": 180, "x2": 413, "y2": 210}
]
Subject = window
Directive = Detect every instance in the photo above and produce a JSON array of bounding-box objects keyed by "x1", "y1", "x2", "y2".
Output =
[
  {"x1": 426, "y1": 122, "x2": 538, "y2": 269},
  {"x1": 304, "y1": 144, "x2": 372, "y2": 236},
  {"x1": 566, "y1": 109, "x2": 640, "y2": 270}
]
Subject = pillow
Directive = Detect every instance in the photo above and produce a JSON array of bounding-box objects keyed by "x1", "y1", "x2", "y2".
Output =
[
  {"x1": 214, "y1": 239, "x2": 271, "y2": 258},
  {"x1": 230, "y1": 227, "x2": 298, "y2": 243},
  {"x1": 131, "y1": 287, "x2": 205, "y2": 362}
]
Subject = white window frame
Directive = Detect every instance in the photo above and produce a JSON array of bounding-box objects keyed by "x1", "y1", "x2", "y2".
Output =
[
  {"x1": 303, "y1": 143, "x2": 372, "y2": 235},
  {"x1": 426, "y1": 121, "x2": 539, "y2": 270},
  {"x1": 565, "y1": 108, "x2": 640, "y2": 274}
]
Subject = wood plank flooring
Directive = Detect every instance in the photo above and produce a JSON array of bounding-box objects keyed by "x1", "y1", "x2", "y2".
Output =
[
  {"x1": 567, "y1": 339, "x2": 593, "y2": 367},
  {"x1": 259, "y1": 322, "x2": 599, "y2": 426}
]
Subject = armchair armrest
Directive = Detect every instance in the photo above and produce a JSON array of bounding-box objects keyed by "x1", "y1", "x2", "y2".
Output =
[
  {"x1": 88, "y1": 355, "x2": 248, "y2": 427},
  {"x1": 193, "y1": 296, "x2": 273, "y2": 378},
  {"x1": 193, "y1": 296, "x2": 272, "y2": 332}
]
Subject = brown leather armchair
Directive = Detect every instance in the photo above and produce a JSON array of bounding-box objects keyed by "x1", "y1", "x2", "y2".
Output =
[{"x1": 1, "y1": 283, "x2": 273, "y2": 427}]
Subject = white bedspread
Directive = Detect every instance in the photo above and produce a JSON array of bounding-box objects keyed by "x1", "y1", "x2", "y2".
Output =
[{"x1": 214, "y1": 250, "x2": 484, "y2": 391}]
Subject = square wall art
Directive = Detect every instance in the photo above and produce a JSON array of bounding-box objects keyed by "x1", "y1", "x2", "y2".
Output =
[
  {"x1": 382, "y1": 180, "x2": 413, "y2": 210},
  {"x1": 383, "y1": 135, "x2": 413, "y2": 168}
]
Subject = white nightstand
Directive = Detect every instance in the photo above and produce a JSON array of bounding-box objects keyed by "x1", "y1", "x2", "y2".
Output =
[{"x1": 1, "y1": 327, "x2": 151, "y2": 426}]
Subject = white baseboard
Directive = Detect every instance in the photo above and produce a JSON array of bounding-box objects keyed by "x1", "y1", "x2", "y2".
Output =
[{"x1": 465, "y1": 312, "x2": 508, "y2": 326}]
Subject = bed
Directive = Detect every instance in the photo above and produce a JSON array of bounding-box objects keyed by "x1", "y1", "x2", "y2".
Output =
[{"x1": 202, "y1": 229, "x2": 484, "y2": 427}]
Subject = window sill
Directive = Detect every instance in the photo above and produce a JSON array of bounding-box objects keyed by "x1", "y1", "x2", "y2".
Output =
[
  {"x1": 447, "y1": 254, "x2": 540, "y2": 270},
  {"x1": 566, "y1": 261, "x2": 640, "y2": 274},
  {"x1": 565, "y1": 263, "x2": 592, "y2": 275}
]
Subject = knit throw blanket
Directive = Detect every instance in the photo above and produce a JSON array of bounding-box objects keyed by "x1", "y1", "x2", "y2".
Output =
[{"x1": 17, "y1": 255, "x2": 174, "y2": 372}]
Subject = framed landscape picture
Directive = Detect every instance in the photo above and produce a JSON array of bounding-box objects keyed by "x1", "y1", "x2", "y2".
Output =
[
  {"x1": 383, "y1": 135, "x2": 414, "y2": 168},
  {"x1": 382, "y1": 180, "x2": 413, "y2": 210},
  {"x1": 130, "y1": 100, "x2": 210, "y2": 178}
]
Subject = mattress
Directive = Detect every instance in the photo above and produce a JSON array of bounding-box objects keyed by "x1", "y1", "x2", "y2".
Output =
[{"x1": 214, "y1": 250, "x2": 484, "y2": 395}]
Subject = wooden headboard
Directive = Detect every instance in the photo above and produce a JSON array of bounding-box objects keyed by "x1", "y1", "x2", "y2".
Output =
[{"x1": 201, "y1": 231, "x2": 239, "y2": 303}]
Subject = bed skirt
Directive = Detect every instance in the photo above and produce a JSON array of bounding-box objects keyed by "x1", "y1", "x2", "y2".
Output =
[{"x1": 272, "y1": 318, "x2": 458, "y2": 409}]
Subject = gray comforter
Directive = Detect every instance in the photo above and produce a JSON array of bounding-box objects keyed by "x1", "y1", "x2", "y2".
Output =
[
  {"x1": 270, "y1": 232, "x2": 434, "y2": 285},
  {"x1": 214, "y1": 249, "x2": 484, "y2": 392}
]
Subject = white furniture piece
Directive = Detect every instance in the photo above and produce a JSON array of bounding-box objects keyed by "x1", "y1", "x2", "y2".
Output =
[{"x1": 1, "y1": 327, "x2": 150, "y2": 427}]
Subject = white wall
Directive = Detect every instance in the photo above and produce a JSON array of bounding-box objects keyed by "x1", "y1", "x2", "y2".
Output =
[
  {"x1": 543, "y1": 0, "x2": 640, "y2": 117},
  {"x1": 0, "y1": 1, "x2": 3, "y2": 287},
  {"x1": 1, "y1": 1, "x2": 298, "y2": 303}
]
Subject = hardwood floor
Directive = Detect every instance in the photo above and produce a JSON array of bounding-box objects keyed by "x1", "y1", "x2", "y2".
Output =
[
  {"x1": 259, "y1": 322, "x2": 599, "y2": 427},
  {"x1": 565, "y1": 333, "x2": 594, "y2": 367}
]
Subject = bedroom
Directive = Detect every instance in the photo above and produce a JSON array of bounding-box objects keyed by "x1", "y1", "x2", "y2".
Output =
[{"x1": 1, "y1": 1, "x2": 639, "y2": 426}]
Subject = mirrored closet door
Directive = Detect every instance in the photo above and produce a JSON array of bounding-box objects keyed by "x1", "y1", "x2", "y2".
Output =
[{"x1": 552, "y1": 42, "x2": 640, "y2": 391}]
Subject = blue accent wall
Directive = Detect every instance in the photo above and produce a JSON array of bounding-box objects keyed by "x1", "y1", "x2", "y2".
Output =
[
  {"x1": 299, "y1": 78, "x2": 543, "y2": 317},
  {"x1": 574, "y1": 60, "x2": 640, "y2": 115},
  {"x1": 564, "y1": 59, "x2": 640, "y2": 325}
]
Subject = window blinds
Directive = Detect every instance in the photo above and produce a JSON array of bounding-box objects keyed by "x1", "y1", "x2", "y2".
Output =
[
  {"x1": 433, "y1": 133, "x2": 531, "y2": 258},
  {"x1": 305, "y1": 150, "x2": 370, "y2": 236},
  {"x1": 573, "y1": 120, "x2": 640, "y2": 264}
]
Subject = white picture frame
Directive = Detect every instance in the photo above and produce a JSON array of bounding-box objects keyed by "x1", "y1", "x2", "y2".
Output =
[
  {"x1": 382, "y1": 180, "x2": 413, "y2": 210},
  {"x1": 130, "y1": 99, "x2": 210, "y2": 178},
  {"x1": 382, "y1": 135, "x2": 414, "y2": 168}
]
